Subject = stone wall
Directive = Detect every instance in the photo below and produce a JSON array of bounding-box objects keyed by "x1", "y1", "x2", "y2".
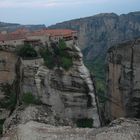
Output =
[
  {"x1": 0, "y1": 51, "x2": 17, "y2": 84},
  {"x1": 0, "y1": 51, "x2": 18, "y2": 120}
]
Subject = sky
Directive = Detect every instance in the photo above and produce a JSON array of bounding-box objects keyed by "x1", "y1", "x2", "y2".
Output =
[{"x1": 0, "y1": 0, "x2": 140, "y2": 26}]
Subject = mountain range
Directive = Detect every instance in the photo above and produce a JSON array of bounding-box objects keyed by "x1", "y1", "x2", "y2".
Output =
[
  {"x1": 1, "y1": 11, "x2": 140, "y2": 94},
  {"x1": 49, "y1": 11, "x2": 140, "y2": 93},
  {"x1": 0, "y1": 21, "x2": 46, "y2": 32}
]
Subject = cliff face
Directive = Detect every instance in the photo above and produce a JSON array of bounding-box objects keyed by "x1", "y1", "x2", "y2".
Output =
[
  {"x1": 0, "y1": 40, "x2": 100, "y2": 136},
  {"x1": 20, "y1": 43, "x2": 100, "y2": 127},
  {"x1": 49, "y1": 12, "x2": 140, "y2": 61},
  {"x1": 106, "y1": 38, "x2": 140, "y2": 121},
  {"x1": 0, "y1": 51, "x2": 18, "y2": 120}
]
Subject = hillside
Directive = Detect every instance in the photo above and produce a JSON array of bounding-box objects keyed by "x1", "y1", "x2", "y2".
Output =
[
  {"x1": 49, "y1": 11, "x2": 140, "y2": 97},
  {"x1": 0, "y1": 21, "x2": 46, "y2": 32}
]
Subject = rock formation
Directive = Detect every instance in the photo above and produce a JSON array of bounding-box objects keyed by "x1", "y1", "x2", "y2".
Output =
[
  {"x1": 49, "y1": 12, "x2": 140, "y2": 61},
  {"x1": 105, "y1": 38, "x2": 140, "y2": 122},
  {"x1": 20, "y1": 43, "x2": 100, "y2": 127},
  {"x1": 0, "y1": 51, "x2": 18, "y2": 120},
  {"x1": 0, "y1": 39, "x2": 100, "y2": 137},
  {"x1": 49, "y1": 11, "x2": 140, "y2": 123},
  {"x1": 1, "y1": 118, "x2": 140, "y2": 140}
]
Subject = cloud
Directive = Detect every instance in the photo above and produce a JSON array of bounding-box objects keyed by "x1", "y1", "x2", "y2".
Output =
[
  {"x1": 0, "y1": 0, "x2": 138, "y2": 9},
  {"x1": 0, "y1": 0, "x2": 111, "y2": 8},
  {"x1": 0, "y1": 0, "x2": 58, "y2": 8}
]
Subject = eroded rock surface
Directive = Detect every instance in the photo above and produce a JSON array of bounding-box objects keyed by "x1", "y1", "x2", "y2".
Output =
[
  {"x1": 3, "y1": 105, "x2": 73, "y2": 134},
  {"x1": 0, "y1": 51, "x2": 18, "y2": 120},
  {"x1": 20, "y1": 44, "x2": 100, "y2": 127},
  {"x1": 1, "y1": 118, "x2": 140, "y2": 140},
  {"x1": 106, "y1": 38, "x2": 140, "y2": 121}
]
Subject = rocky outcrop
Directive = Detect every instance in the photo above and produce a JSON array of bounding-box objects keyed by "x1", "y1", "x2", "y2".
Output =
[
  {"x1": 1, "y1": 118, "x2": 140, "y2": 140},
  {"x1": 0, "y1": 51, "x2": 18, "y2": 120},
  {"x1": 3, "y1": 105, "x2": 73, "y2": 134},
  {"x1": 49, "y1": 12, "x2": 140, "y2": 61},
  {"x1": 20, "y1": 43, "x2": 100, "y2": 127},
  {"x1": 105, "y1": 38, "x2": 140, "y2": 122},
  {"x1": 0, "y1": 51, "x2": 17, "y2": 84},
  {"x1": 0, "y1": 40, "x2": 101, "y2": 137}
]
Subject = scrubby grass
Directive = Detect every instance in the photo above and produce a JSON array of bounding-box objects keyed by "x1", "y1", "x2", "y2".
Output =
[
  {"x1": 22, "y1": 92, "x2": 41, "y2": 105},
  {"x1": 0, "y1": 83, "x2": 16, "y2": 110},
  {"x1": 41, "y1": 39, "x2": 73, "y2": 70},
  {"x1": 83, "y1": 56, "x2": 107, "y2": 104},
  {"x1": 76, "y1": 118, "x2": 93, "y2": 128},
  {"x1": 0, "y1": 119, "x2": 5, "y2": 135},
  {"x1": 16, "y1": 45, "x2": 37, "y2": 58}
]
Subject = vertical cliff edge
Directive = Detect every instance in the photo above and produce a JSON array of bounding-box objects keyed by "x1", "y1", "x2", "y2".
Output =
[
  {"x1": 105, "y1": 38, "x2": 140, "y2": 122},
  {"x1": 0, "y1": 40, "x2": 100, "y2": 137}
]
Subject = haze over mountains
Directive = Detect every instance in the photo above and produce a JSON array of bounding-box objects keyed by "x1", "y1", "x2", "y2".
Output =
[{"x1": 0, "y1": 22, "x2": 45, "y2": 32}]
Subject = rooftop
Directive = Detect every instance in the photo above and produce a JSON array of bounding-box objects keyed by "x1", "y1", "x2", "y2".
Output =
[{"x1": 0, "y1": 28, "x2": 77, "y2": 42}]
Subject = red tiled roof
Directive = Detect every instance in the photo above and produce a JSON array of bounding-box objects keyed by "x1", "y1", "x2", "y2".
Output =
[
  {"x1": 29, "y1": 30, "x2": 46, "y2": 36},
  {"x1": 44, "y1": 29, "x2": 77, "y2": 37},
  {"x1": 0, "y1": 33, "x2": 26, "y2": 41},
  {"x1": 11, "y1": 28, "x2": 30, "y2": 35},
  {"x1": 31, "y1": 29, "x2": 77, "y2": 37},
  {"x1": 0, "y1": 29, "x2": 77, "y2": 42}
]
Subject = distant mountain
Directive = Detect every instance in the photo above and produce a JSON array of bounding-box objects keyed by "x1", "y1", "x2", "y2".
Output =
[
  {"x1": 49, "y1": 11, "x2": 140, "y2": 60},
  {"x1": 0, "y1": 21, "x2": 46, "y2": 32},
  {"x1": 49, "y1": 11, "x2": 140, "y2": 95}
]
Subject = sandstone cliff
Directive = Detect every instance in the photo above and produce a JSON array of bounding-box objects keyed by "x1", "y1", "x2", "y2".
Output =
[
  {"x1": 49, "y1": 12, "x2": 140, "y2": 61},
  {"x1": 105, "y1": 38, "x2": 140, "y2": 122},
  {"x1": 0, "y1": 40, "x2": 100, "y2": 136},
  {"x1": 49, "y1": 12, "x2": 140, "y2": 95},
  {"x1": 19, "y1": 43, "x2": 100, "y2": 127},
  {"x1": 0, "y1": 51, "x2": 18, "y2": 121}
]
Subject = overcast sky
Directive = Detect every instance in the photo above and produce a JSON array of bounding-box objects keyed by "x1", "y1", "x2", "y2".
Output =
[{"x1": 0, "y1": 0, "x2": 140, "y2": 26}]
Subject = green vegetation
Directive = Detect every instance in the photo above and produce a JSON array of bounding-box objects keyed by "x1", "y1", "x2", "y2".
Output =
[
  {"x1": 83, "y1": 56, "x2": 107, "y2": 104},
  {"x1": 76, "y1": 118, "x2": 93, "y2": 128},
  {"x1": 22, "y1": 92, "x2": 41, "y2": 105},
  {"x1": 41, "y1": 39, "x2": 73, "y2": 70},
  {"x1": 0, "y1": 83, "x2": 16, "y2": 135},
  {"x1": 58, "y1": 39, "x2": 67, "y2": 49},
  {"x1": 41, "y1": 48, "x2": 55, "y2": 69},
  {"x1": 17, "y1": 44, "x2": 37, "y2": 58},
  {"x1": 0, "y1": 119, "x2": 5, "y2": 135},
  {"x1": 61, "y1": 57, "x2": 73, "y2": 70},
  {"x1": 0, "y1": 83, "x2": 16, "y2": 110}
]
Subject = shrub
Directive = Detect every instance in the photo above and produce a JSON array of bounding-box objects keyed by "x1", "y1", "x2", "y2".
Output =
[
  {"x1": 41, "y1": 49, "x2": 56, "y2": 69},
  {"x1": 59, "y1": 39, "x2": 67, "y2": 50},
  {"x1": 17, "y1": 45, "x2": 37, "y2": 58},
  {"x1": 22, "y1": 92, "x2": 41, "y2": 105},
  {"x1": 61, "y1": 56, "x2": 73, "y2": 70},
  {"x1": 0, "y1": 119, "x2": 5, "y2": 135},
  {"x1": 76, "y1": 118, "x2": 93, "y2": 128},
  {"x1": 41, "y1": 40, "x2": 73, "y2": 70},
  {"x1": 0, "y1": 83, "x2": 16, "y2": 110}
]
